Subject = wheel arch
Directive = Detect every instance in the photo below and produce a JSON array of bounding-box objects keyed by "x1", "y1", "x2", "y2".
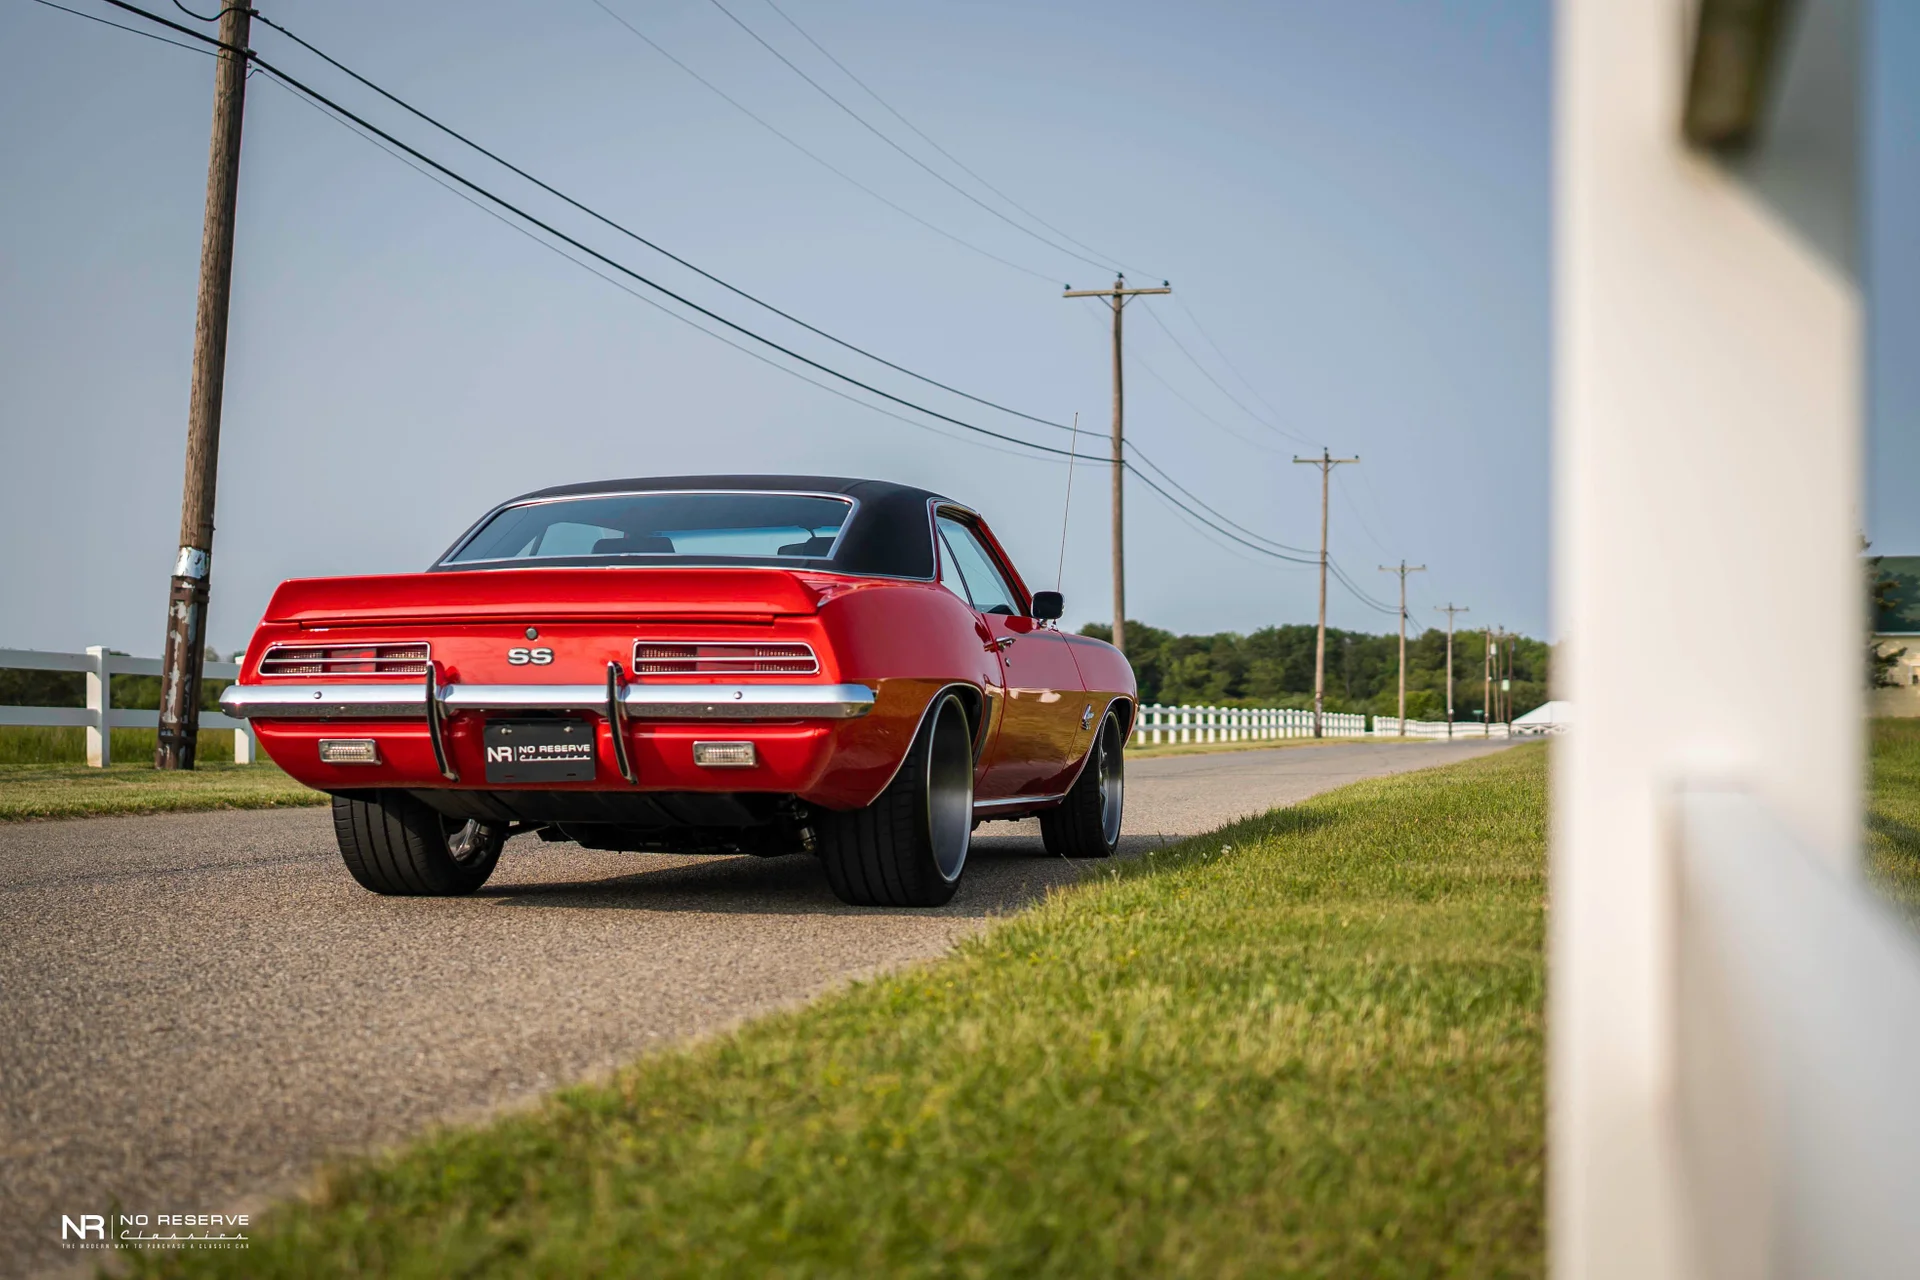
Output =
[
  {"x1": 1055, "y1": 698, "x2": 1131, "y2": 797},
  {"x1": 863, "y1": 681, "x2": 986, "y2": 802}
]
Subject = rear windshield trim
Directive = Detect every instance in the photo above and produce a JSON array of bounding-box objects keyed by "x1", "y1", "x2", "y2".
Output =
[{"x1": 435, "y1": 489, "x2": 861, "y2": 568}]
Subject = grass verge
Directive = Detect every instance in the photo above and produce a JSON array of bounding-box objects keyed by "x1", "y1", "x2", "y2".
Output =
[
  {"x1": 0, "y1": 761, "x2": 321, "y2": 822},
  {"x1": 0, "y1": 724, "x2": 250, "y2": 765},
  {"x1": 143, "y1": 744, "x2": 1548, "y2": 1278},
  {"x1": 1869, "y1": 718, "x2": 1920, "y2": 917}
]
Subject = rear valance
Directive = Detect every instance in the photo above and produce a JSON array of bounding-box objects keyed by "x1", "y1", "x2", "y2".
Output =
[{"x1": 263, "y1": 567, "x2": 824, "y2": 626}]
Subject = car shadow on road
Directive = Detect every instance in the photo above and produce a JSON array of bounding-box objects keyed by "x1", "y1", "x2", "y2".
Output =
[{"x1": 474, "y1": 828, "x2": 1177, "y2": 920}]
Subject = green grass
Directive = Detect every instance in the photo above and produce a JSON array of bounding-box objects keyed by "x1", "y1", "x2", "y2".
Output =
[
  {"x1": 143, "y1": 744, "x2": 1548, "y2": 1279},
  {"x1": 0, "y1": 724, "x2": 254, "y2": 765},
  {"x1": 0, "y1": 759, "x2": 322, "y2": 822},
  {"x1": 1869, "y1": 719, "x2": 1920, "y2": 917}
]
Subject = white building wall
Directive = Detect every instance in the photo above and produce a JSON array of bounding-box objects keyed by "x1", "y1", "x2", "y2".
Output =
[{"x1": 1552, "y1": 1, "x2": 1861, "y2": 1277}]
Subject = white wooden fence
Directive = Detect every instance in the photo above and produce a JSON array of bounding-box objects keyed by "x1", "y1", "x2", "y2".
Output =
[
  {"x1": 0, "y1": 647, "x2": 255, "y2": 766},
  {"x1": 1128, "y1": 705, "x2": 1518, "y2": 747},
  {"x1": 1129, "y1": 704, "x2": 1364, "y2": 745}
]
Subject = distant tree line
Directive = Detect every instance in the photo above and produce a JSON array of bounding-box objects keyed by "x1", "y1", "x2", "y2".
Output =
[{"x1": 1079, "y1": 621, "x2": 1551, "y2": 722}]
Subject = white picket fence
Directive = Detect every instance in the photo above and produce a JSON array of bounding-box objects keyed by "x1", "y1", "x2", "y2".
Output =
[
  {"x1": 1129, "y1": 704, "x2": 1516, "y2": 747},
  {"x1": 1385, "y1": 717, "x2": 1513, "y2": 740},
  {"x1": 0, "y1": 647, "x2": 255, "y2": 766},
  {"x1": 1129, "y1": 703, "x2": 1362, "y2": 745}
]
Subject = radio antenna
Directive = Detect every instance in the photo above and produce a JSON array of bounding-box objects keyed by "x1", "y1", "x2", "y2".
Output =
[{"x1": 1055, "y1": 411, "x2": 1081, "y2": 593}]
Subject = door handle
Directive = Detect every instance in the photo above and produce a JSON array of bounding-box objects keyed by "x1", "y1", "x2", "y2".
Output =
[{"x1": 987, "y1": 636, "x2": 1017, "y2": 652}]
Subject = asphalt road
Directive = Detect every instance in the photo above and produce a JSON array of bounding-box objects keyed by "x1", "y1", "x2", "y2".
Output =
[{"x1": 0, "y1": 737, "x2": 1508, "y2": 1277}]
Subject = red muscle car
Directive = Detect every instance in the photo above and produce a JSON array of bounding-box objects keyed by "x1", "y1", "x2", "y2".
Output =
[{"x1": 221, "y1": 476, "x2": 1136, "y2": 906}]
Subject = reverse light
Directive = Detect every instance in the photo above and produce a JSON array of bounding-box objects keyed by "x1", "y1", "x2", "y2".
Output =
[
  {"x1": 692, "y1": 741, "x2": 757, "y2": 768},
  {"x1": 318, "y1": 738, "x2": 381, "y2": 765}
]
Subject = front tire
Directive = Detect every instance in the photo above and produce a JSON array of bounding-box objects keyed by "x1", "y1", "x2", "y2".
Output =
[
  {"x1": 1041, "y1": 711, "x2": 1125, "y2": 858},
  {"x1": 818, "y1": 693, "x2": 973, "y2": 907},
  {"x1": 332, "y1": 791, "x2": 503, "y2": 896}
]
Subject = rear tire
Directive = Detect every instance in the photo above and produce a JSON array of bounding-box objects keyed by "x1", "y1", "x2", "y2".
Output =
[
  {"x1": 1041, "y1": 711, "x2": 1124, "y2": 859},
  {"x1": 818, "y1": 693, "x2": 973, "y2": 907},
  {"x1": 332, "y1": 791, "x2": 504, "y2": 896}
]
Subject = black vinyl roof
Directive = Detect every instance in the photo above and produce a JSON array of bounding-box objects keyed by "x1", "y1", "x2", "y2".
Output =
[{"x1": 444, "y1": 475, "x2": 954, "y2": 579}]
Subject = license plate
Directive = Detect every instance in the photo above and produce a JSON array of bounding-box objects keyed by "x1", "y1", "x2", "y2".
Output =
[{"x1": 483, "y1": 719, "x2": 597, "y2": 783}]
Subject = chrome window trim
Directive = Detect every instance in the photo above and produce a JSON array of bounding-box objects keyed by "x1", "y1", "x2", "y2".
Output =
[
  {"x1": 435, "y1": 490, "x2": 861, "y2": 568},
  {"x1": 219, "y1": 681, "x2": 876, "y2": 721},
  {"x1": 931, "y1": 502, "x2": 1031, "y2": 616},
  {"x1": 630, "y1": 640, "x2": 820, "y2": 676}
]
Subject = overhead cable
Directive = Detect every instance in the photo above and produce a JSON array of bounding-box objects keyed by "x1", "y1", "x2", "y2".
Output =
[
  {"x1": 261, "y1": 74, "x2": 1066, "y2": 467},
  {"x1": 1174, "y1": 294, "x2": 1289, "y2": 425},
  {"x1": 29, "y1": 0, "x2": 212, "y2": 54},
  {"x1": 249, "y1": 9, "x2": 1082, "y2": 436},
  {"x1": 583, "y1": 0, "x2": 1058, "y2": 284},
  {"x1": 755, "y1": 0, "x2": 1150, "y2": 278},
  {"x1": 703, "y1": 0, "x2": 1118, "y2": 274},
  {"x1": 1123, "y1": 444, "x2": 1318, "y2": 557},
  {"x1": 1143, "y1": 304, "x2": 1311, "y2": 445}
]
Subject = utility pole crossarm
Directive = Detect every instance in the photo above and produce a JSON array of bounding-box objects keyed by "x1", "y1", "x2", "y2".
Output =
[
  {"x1": 1062, "y1": 276, "x2": 1172, "y2": 658},
  {"x1": 1292, "y1": 449, "x2": 1360, "y2": 738},
  {"x1": 1061, "y1": 285, "x2": 1173, "y2": 299}
]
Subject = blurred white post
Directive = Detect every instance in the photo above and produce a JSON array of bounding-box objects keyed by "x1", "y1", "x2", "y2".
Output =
[
  {"x1": 1554, "y1": 0, "x2": 1861, "y2": 1277},
  {"x1": 85, "y1": 645, "x2": 110, "y2": 768}
]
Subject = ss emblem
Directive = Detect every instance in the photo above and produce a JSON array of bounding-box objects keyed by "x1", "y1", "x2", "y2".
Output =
[{"x1": 507, "y1": 647, "x2": 554, "y2": 666}]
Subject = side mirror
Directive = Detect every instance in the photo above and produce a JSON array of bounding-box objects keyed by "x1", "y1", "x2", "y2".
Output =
[{"x1": 1030, "y1": 590, "x2": 1064, "y2": 622}]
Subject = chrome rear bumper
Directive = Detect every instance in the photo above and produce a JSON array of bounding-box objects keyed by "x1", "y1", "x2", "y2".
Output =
[{"x1": 219, "y1": 682, "x2": 876, "y2": 721}]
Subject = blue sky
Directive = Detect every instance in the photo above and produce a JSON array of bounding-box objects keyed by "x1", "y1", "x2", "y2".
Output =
[{"x1": 0, "y1": 1, "x2": 1902, "y2": 655}]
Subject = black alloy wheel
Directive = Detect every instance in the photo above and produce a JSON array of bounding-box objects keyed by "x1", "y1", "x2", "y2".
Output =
[
  {"x1": 332, "y1": 790, "x2": 505, "y2": 895},
  {"x1": 817, "y1": 693, "x2": 974, "y2": 907},
  {"x1": 1041, "y1": 710, "x2": 1125, "y2": 859}
]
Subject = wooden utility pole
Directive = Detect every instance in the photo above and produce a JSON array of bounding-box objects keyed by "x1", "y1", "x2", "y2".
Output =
[
  {"x1": 156, "y1": 1, "x2": 254, "y2": 770},
  {"x1": 1434, "y1": 603, "x2": 1469, "y2": 739},
  {"x1": 1484, "y1": 627, "x2": 1496, "y2": 737},
  {"x1": 1063, "y1": 276, "x2": 1170, "y2": 656},
  {"x1": 1378, "y1": 561, "x2": 1427, "y2": 735},
  {"x1": 1293, "y1": 448, "x2": 1360, "y2": 737},
  {"x1": 1504, "y1": 631, "x2": 1517, "y2": 727}
]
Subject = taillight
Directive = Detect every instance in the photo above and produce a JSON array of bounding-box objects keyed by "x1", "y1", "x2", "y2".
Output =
[
  {"x1": 259, "y1": 642, "x2": 430, "y2": 677},
  {"x1": 632, "y1": 642, "x2": 819, "y2": 675}
]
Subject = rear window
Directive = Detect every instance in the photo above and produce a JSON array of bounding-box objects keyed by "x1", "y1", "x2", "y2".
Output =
[{"x1": 444, "y1": 492, "x2": 854, "y2": 565}]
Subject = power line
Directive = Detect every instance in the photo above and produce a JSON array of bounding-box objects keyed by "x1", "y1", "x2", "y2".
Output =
[
  {"x1": 212, "y1": 44, "x2": 1094, "y2": 462},
  {"x1": 755, "y1": 0, "x2": 1150, "y2": 278},
  {"x1": 1069, "y1": 303, "x2": 1285, "y2": 456},
  {"x1": 249, "y1": 9, "x2": 1082, "y2": 439},
  {"x1": 85, "y1": 0, "x2": 1404, "y2": 613},
  {"x1": 1123, "y1": 445, "x2": 1318, "y2": 558},
  {"x1": 1333, "y1": 468, "x2": 1395, "y2": 560},
  {"x1": 27, "y1": 0, "x2": 212, "y2": 54},
  {"x1": 261, "y1": 74, "x2": 1069, "y2": 468},
  {"x1": 1173, "y1": 294, "x2": 1288, "y2": 425},
  {"x1": 1328, "y1": 560, "x2": 1401, "y2": 614},
  {"x1": 703, "y1": 0, "x2": 1118, "y2": 274},
  {"x1": 1143, "y1": 303, "x2": 1311, "y2": 445},
  {"x1": 583, "y1": 0, "x2": 1058, "y2": 284}
]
